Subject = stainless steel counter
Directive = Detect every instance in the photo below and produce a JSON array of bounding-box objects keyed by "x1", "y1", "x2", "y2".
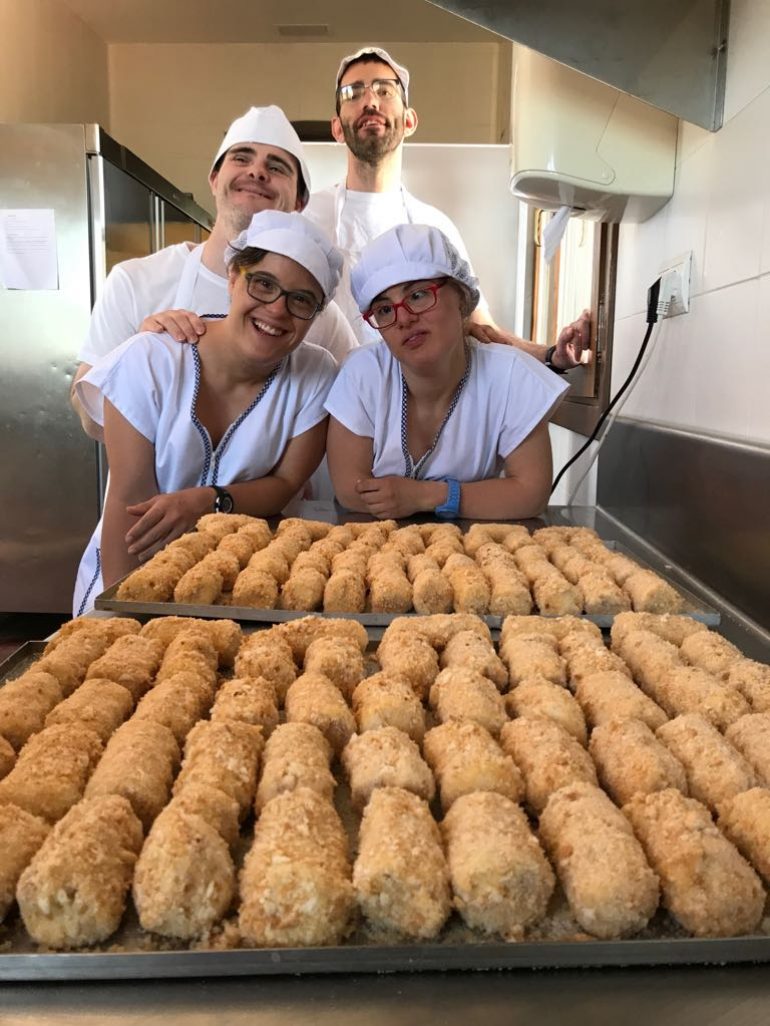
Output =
[{"x1": 4, "y1": 504, "x2": 770, "y2": 1022}]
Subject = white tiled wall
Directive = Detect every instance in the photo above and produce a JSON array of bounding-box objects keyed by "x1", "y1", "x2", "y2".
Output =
[{"x1": 612, "y1": 0, "x2": 770, "y2": 448}]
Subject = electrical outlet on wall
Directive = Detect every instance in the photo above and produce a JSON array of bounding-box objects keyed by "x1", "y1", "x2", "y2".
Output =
[{"x1": 658, "y1": 251, "x2": 692, "y2": 317}]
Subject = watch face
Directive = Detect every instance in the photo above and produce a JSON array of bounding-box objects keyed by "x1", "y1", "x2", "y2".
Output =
[{"x1": 215, "y1": 489, "x2": 234, "y2": 513}]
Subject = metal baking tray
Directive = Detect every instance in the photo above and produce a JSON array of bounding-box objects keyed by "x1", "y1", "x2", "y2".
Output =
[
  {"x1": 94, "y1": 542, "x2": 720, "y2": 628},
  {"x1": 2, "y1": 927, "x2": 770, "y2": 981},
  {"x1": 1, "y1": 633, "x2": 766, "y2": 981}
]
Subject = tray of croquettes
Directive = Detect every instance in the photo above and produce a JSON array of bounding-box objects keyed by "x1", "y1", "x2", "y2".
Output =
[
  {"x1": 2, "y1": 596, "x2": 770, "y2": 980},
  {"x1": 93, "y1": 516, "x2": 720, "y2": 628}
]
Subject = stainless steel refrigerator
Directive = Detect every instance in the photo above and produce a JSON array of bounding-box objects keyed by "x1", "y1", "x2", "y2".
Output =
[{"x1": 0, "y1": 124, "x2": 213, "y2": 613}]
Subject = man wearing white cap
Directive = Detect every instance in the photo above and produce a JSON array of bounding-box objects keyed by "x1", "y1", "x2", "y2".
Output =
[
  {"x1": 304, "y1": 47, "x2": 589, "y2": 369},
  {"x1": 71, "y1": 105, "x2": 357, "y2": 440}
]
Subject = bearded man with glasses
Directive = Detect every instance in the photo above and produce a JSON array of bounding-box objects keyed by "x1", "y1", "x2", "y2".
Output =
[{"x1": 304, "y1": 46, "x2": 590, "y2": 372}]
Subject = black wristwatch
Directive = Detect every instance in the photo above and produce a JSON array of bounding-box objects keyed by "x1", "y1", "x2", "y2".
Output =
[
  {"x1": 212, "y1": 485, "x2": 234, "y2": 513},
  {"x1": 544, "y1": 345, "x2": 568, "y2": 375}
]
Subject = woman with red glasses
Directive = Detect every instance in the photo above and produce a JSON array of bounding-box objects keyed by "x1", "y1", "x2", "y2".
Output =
[
  {"x1": 325, "y1": 223, "x2": 569, "y2": 521},
  {"x1": 72, "y1": 211, "x2": 342, "y2": 615}
]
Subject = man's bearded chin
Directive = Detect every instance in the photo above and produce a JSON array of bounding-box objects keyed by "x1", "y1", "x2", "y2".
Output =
[{"x1": 342, "y1": 117, "x2": 403, "y2": 165}]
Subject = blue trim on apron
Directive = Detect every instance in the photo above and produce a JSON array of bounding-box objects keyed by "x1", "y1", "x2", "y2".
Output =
[{"x1": 77, "y1": 546, "x2": 102, "y2": 616}]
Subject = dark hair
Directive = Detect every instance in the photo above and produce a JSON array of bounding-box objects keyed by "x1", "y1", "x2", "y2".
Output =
[
  {"x1": 335, "y1": 56, "x2": 407, "y2": 116},
  {"x1": 211, "y1": 150, "x2": 308, "y2": 207},
  {"x1": 226, "y1": 246, "x2": 269, "y2": 273}
]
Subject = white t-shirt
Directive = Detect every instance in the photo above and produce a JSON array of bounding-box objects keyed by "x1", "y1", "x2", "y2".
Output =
[
  {"x1": 304, "y1": 185, "x2": 492, "y2": 346},
  {"x1": 72, "y1": 332, "x2": 336, "y2": 615},
  {"x1": 79, "y1": 242, "x2": 358, "y2": 366},
  {"x1": 324, "y1": 339, "x2": 568, "y2": 481}
]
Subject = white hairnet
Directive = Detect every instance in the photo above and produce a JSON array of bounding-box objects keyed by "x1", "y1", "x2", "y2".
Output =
[
  {"x1": 211, "y1": 106, "x2": 311, "y2": 207},
  {"x1": 225, "y1": 210, "x2": 343, "y2": 301},
  {"x1": 350, "y1": 223, "x2": 480, "y2": 314}
]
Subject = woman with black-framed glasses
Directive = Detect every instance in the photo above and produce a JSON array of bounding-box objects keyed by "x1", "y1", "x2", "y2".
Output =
[
  {"x1": 325, "y1": 223, "x2": 569, "y2": 521},
  {"x1": 72, "y1": 211, "x2": 342, "y2": 615}
]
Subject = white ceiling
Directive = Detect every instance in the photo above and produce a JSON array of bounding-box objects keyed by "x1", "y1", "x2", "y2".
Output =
[{"x1": 58, "y1": 0, "x2": 500, "y2": 44}]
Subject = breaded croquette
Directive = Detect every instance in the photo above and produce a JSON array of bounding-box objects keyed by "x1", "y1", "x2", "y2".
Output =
[
  {"x1": 234, "y1": 630, "x2": 297, "y2": 705},
  {"x1": 85, "y1": 634, "x2": 164, "y2": 701},
  {"x1": 624, "y1": 788, "x2": 764, "y2": 937},
  {"x1": 284, "y1": 672, "x2": 356, "y2": 755},
  {"x1": 573, "y1": 670, "x2": 668, "y2": 731},
  {"x1": 718, "y1": 788, "x2": 770, "y2": 885},
  {"x1": 623, "y1": 569, "x2": 683, "y2": 613},
  {"x1": 407, "y1": 552, "x2": 454, "y2": 614},
  {"x1": 323, "y1": 569, "x2": 367, "y2": 612},
  {"x1": 428, "y1": 666, "x2": 508, "y2": 737},
  {"x1": 377, "y1": 633, "x2": 439, "y2": 701},
  {"x1": 724, "y1": 713, "x2": 770, "y2": 785},
  {"x1": 540, "y1": 783, "x2": 659, "y2": 939},
  {"x1": 166, "y1": 781, "x2": 240, "y2": 847},
  {"x1": 35, "y1": 633, "x2": 111, "y2": 697},
  {"x1": 0, "y1": 802, "x2": 50, "y2": 922},
  {"x1": 303, "y1": 636, "x2": 365, "y2": 701},
  {"x1": 0, "y1": 723, "x2": 103, "y2": 822},
  {"x1": 499, "y1": 716, "x2": 597, "y2": 814},
  {"x1": 210, "y1": 675, "x2": 278, "y2": 735},
  {"x1": 173, "y1": 559, "x2": 227, "y2": 604},
  {"x1": 44, "y1": 677, "x2": 134, "y2": 741},
  {"x1": 245, "y1": 545, "x2": 291, "y2": 584},
  {"x1": 139, "y1": 617, "x2": 240, "y2": 667},
  {"x1": 655, "y1": 666, "x2": 749, "y2": 730},
  {"x1": 280, "y1": 568, "x2": 327, "y2": 611},
  {"x1": 505, "y1": 676, "x2": 587, "y2": 745},
  {"x1": 354, "y1": 787, "x2": 450, "y2": 939},
  {"x1": 442, "y1": 791, "x2": 554, "y2": 939},
  {"x1": 589, "y1": 718, "x2": 688, "y2": 805},
  {"x1": 85, "y1": 719, "x2": 179, "y2": 830},
  {"x1": 351, "y1": 672, "x2": 427, "y2": 743},
  {"x1": 16, "y1": 795, "x2": 143, "y2": 948},
  {"x1": 610, "y1": 611, "x2": 707, "y2": 648},
  {"x1": 155, "y1": 629, "x2": 218, "y2": 690},
  {"x1": 728, "y1": 659, "x2": 770, "y2": 712},
  {"x1": 500, "y1": 633, "x2": 567, "y2": 688},
  {"x1": 423, "y1": 720, "x2": 523, "y2": 812},
  {"x1": 276, "y1": 616, "x2": 368, "y2": 663},
  {"x1": 255, "y1": 722, "x2": 335, "y2": 812},
  {"x1": 0, "y1": 670, "x2": 63, "y2": 751},
  {"x1": 131, "y1": 670, "x2": 215, "y2": 743},
  {"x1": 440, "y1": 630, "x2": 508, "y2": 690},
  {"x1": 174, "y1": 719, "x2": 263, "y2": 817},
  {"x1": 239, "y1": 788, "x2": 354, "y2": 947},
  {"x1": 43, "y1": 616, "x2": 141, "y2": 655},
  {"x1": 231, "y1": 567, "x2": 280, "y2": 608},
  {"x1": 442, "y1": 554, "x2": 491, "y2": 614},
  {"x1": 680, "y1": 631, "x2": 741, "y2": 679},
  {"x1": 133, "y1": 806, "x2": 235, "y2": 940},
  {"x1": 342, "y1": 727, "x2": 435, "y2": 809},
  {"x1": 657, "y1": 714, "x2": 755, "y2": 813}
]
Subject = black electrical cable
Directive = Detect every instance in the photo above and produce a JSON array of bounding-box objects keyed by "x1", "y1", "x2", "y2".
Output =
[{"x1": 550, "y1": 277, "x2": 662, "y2": 496}]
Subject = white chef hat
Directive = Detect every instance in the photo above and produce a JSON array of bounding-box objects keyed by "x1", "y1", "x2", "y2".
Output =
[
  {"x1": 336, "y1": 46, "x2": 410, "y2": 103},
  {"x1": 210, "y1": 106, "x2": 311, "y2": 207},
  {"x1": 225, "y1": 211, "x2": 343, "y2": 301},
  {"x1": 351, "y1": 223, "x2": 480, "y2": 314}
]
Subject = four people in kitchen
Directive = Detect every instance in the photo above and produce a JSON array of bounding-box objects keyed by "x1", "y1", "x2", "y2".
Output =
[{"x1": 70, "y1": 47, "x2": 587, "y2": 608}]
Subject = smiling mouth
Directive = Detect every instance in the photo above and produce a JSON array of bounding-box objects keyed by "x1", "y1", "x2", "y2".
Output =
[
  {"x1": 251, "y1": 317, "x2": 286, "y2": 338},
  {"x1": 234, "y1": 185, "x2": 273, "y2": 200},
  {"x1": 357, "y1": 117, "x2": 387, "y2": 131}
]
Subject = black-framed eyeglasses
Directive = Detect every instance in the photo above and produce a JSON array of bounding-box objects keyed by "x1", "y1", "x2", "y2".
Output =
[
  {"x1": 364, "y1": 281, "x2": 448, "y2": 329},
  {"x1": 241, "y1": 270, "x2": 322, "y2": 321},
  {"x1": 337, "y1": 78, "x2": 403, "y2": 105}
]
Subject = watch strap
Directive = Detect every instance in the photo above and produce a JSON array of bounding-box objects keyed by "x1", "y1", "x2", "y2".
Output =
[
  {"x1": 435, "y1": 478, "x2": 461, "y2": 519},
  {"x1": 545, "y1": 344, "x2": 568, "y2": 375}
]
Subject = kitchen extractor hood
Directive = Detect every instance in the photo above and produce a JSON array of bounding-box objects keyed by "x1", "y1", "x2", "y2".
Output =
[{"x1": 427, "y1": 0, "x2": 729, "y2": 130}]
